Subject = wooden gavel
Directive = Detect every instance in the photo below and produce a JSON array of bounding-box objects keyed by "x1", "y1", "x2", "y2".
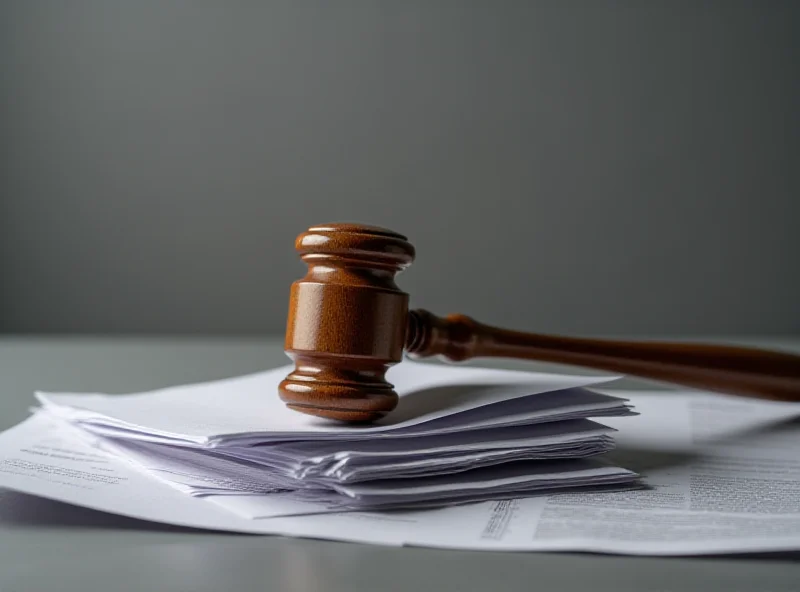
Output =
[{"x1": 278, "y1": 223, "x2": 800, "y2": 422}]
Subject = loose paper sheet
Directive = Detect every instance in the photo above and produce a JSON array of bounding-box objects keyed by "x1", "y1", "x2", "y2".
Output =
[
  {"x1": 3, "y1": 391, "x2": 800, "y2": 555},
  {"x1": 34, "y1": 361, "x2": 625, "y2": 445}
]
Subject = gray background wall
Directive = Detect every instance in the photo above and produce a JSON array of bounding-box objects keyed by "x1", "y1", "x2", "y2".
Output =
[{"x1": 1, "y1": 0, "x2": 798, "y2": 336}]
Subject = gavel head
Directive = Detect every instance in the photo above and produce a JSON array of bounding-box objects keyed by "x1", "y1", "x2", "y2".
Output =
[{"x1": 278, "y1": 223, "x2": 417, "y2": 422}]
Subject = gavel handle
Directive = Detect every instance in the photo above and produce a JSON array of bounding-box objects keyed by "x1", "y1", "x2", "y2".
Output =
[{"x1": 405, "y1": 310, "x2": 800, "y2": 403}]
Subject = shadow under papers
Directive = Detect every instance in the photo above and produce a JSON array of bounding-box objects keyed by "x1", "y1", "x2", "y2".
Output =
[
  {"x1": 0, "y1": 490, "x2": 213, "y2": 534},
  {"x1": 3, "y1": 490, "x2": 798, "y2": 564},
  {"x1": 602, "y1": 415, "x2": 800, "y2": 489},
  {"x1": 382, "y1": 384, "x2": 514, "y2": 425},
  {"x1": 697, "y1": 414, "x2": 800, "y2": 448},
  {"x1": 608, "y1": 415, "x2": 800, "y2": 473},
  {"x1": 372, "y1": 383, "x2": 597, "y2": 427}
]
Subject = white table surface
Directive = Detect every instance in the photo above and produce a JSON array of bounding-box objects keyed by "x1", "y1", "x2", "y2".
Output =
[{"x1": 1, "y1": 335, "x2": 799, "y2": 592}]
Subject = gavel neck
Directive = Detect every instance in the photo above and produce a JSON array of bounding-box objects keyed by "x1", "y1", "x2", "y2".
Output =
[{"x1": 405, "y1": 309, "x2": 485, "y2": 362}]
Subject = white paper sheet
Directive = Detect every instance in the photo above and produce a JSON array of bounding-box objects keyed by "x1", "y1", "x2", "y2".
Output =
[
  {"x1": 35, "y1": 361, "x2": 626, "y2": 445},
  {"x1": 3, "y1": 391, "x2": 800, "y2": 554}
]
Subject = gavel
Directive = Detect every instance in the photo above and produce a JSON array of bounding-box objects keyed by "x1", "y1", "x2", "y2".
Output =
[{"x1": 278, "y1": 223, "x2": 800, "y2": 422}]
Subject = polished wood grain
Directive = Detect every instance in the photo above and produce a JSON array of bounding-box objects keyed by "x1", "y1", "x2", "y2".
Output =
[
  {"x1": 406, "y1": 309, "x2": 800, "y2": 403},
  {"x1": 279, "y1": 223, "x2": 415, "y2": 421},
  {"x1": 281, "y1": 223, "x2": 800, "y2": 422}
]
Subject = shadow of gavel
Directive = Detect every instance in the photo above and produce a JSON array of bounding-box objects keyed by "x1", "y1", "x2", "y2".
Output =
[{"x1": 278, "y1": 223, "x2": 800, "y2": 422}]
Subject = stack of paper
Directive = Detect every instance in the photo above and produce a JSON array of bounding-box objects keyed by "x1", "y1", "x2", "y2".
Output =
[
  {"x1": 31, "y1": 360, "x2": 640, "y2": 512},
  {"x1": 3, "y1": 362, "x2": 800, "y2": 555}
]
